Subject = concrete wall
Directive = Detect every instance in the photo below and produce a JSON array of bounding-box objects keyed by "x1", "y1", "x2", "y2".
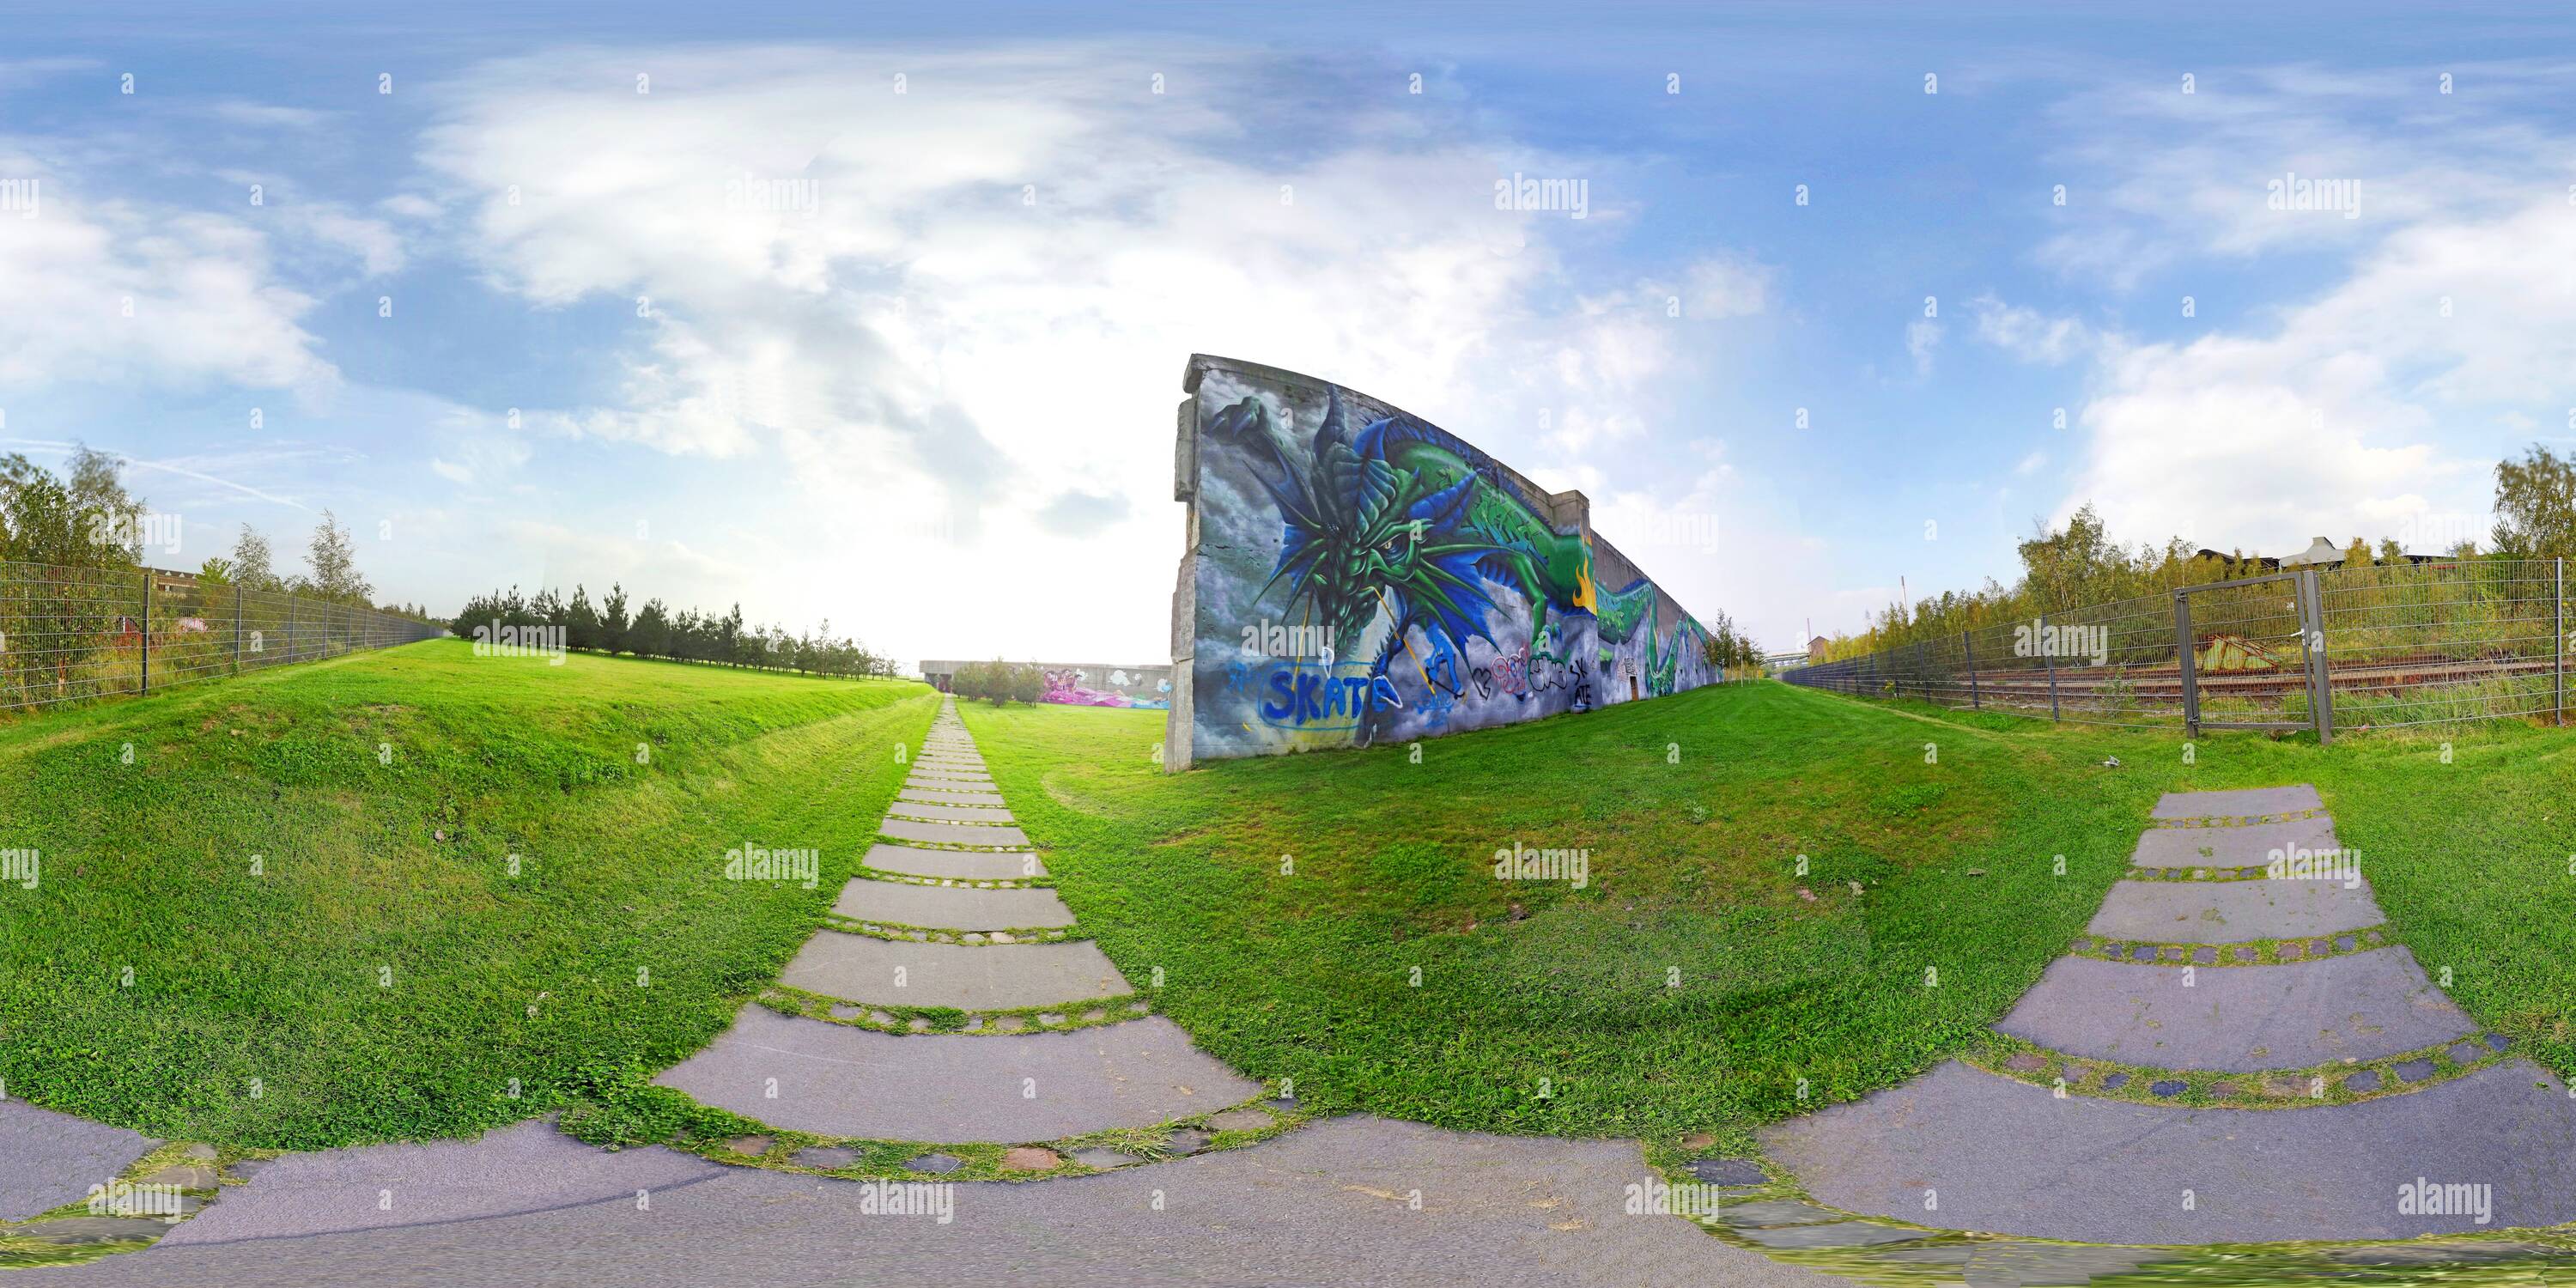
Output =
[
  {"x1": 1166, "y1": 355, "x2": 1716, "y2": 769},
  {"x1": 920, "y1": 659, "x2": 1175, "y2": 709}
]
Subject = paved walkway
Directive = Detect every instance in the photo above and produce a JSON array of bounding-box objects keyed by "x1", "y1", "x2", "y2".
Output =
[
  {"x1": 1762, "y1": 784, "x2": 2576, "y2": 1245},
  {"x1": 654, "y1": 697, "x2": 1267, "y2": 1170},
  {"x1": 2, "y1": 1103, "x2": 160, "y2": 1222},
  {"x1": 9, "y1": 697, "x2": 1848, "y2": 1284},
  {"x1": 48, "y1": 759, "x2": 2573, "y2": 1281},
  {"x1": 15, "y1": 1116, "x2": 1845, "y2": 1288}
]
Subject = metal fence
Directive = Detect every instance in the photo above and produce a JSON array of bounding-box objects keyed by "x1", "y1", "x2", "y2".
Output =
[
  {"x1": 0, "y1": 558, "x2": 448, "y2": 713},
  {"x1": 1781, "y1": 557, "x2": 2567, "y2": 740}
]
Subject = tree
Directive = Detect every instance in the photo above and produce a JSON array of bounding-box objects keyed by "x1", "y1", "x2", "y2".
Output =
[
  {"x1": 565, "y1": 586, "x2": 602, "y2": 652},
  {"x1": 600, "y1": 583, "x2": 631, "y2": 653},
  {"x1": 65, "y1": 446, "x2": 145, "y2": 559},
  {"x1": 305, "y1": 510, "x2": 371, "y2": 604},
  {"x1": 2015, "y1": 504, "x2": 2124, "y2": 613},
  {"x1": 197, "y1": 556, "x2": 235, "y2": 587},
  {"x1": 232, "y1": 525, "x2": 282, "y2": 592},
  {"x1": 2492, "y1": 444, "x2": 2576, "y2": 559},
  {"x1": 629, "y1": 598, "x2": 671, "y2": 659},
  {"x1": 1, "y1": 450, "x2": 143, "y2": 570}
]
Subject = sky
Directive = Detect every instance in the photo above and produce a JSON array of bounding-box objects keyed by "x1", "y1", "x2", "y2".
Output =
[{"x1": 3, "y1": 1, "x2": 2572, "y2": 664}]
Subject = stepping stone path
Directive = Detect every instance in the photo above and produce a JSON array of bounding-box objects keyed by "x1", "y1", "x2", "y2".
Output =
[
  {"x1": 1760, "y1": 784, "x2": 2576, "y2": 1245},
  {"x1": 656, "y1": 698, "x2": 1261, "y2": 1172}
]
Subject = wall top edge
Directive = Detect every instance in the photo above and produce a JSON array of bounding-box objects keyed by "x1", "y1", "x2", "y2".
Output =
[{"x1": 1185, "y1": 354, "x2": 1403, "y2": 415}]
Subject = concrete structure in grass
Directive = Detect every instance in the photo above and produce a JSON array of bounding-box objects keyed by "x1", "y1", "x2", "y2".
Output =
[{"x1": 1164, "y1": 355, "x2": 1721, "y2": 770}]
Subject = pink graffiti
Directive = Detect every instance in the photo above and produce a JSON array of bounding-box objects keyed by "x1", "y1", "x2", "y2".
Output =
[{"x1": 1042, "y1": 668, "x2": 1135, "y2": 707}]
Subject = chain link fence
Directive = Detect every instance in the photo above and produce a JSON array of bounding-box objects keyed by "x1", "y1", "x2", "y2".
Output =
[
  {"x1": 0, "y1": 558, "x2": 447, "y2": 713},
  {"x1": 1781, "y1": 557, "x2": 2568, "y2": 738}
]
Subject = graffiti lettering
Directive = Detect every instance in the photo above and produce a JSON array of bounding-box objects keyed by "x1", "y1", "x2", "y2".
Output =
[{"x1": 1256, "y1": 661, "x2": 1387, "y2": 731}]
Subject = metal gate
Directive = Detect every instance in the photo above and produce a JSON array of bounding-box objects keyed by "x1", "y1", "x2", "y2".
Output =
[{"x1": 2173, "y1": 568, "x2": 2333, "y2": 743}]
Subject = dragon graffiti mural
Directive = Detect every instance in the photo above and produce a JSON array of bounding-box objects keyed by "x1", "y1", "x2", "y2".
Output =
[{"x1": 1177, "y1": 357, "x2": 1716, "y2": 762}]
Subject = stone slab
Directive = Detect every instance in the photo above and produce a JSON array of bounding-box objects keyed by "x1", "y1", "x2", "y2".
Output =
[
  {"x1": 780, "y1": 934, "x2": 1126, "y2": 1009},
  {"x1": 156, "y1": 1119, "x2": 720, "y2": 1246},
  {"x1": 880, "y1": 817, "x2": 1030, "y2": 848},
  {"x1": 2086, "y1": 878, "x2": 2385, "y2": 943},
  {"x1": 908, "y1": 769, "x2": 994, "y2": 786},
  {"x1": 885, "y1": 801, "x2": 1016, "y2": 823},
  {"x1": 897, "y1": 788, "x2": 1008, "y2": 806},
  {"x1": 1996, "y1": 946, "x2": 2472, "y2": 1072},
  {"x1": 1763, "y1": 1059, "x2": 2576, "y2": 1243},
  {"x1": 2150, "y1": 784, "x2": 2324, "y2": 819},
  {"x1": 0, "y1": 1102, "x2": 159, "y2": 1222},
  {"x1": 2130, "y1": 814, "x2": 2343, "y2": 868},
  {"x1": 653, "y1": 1006, "x2": 1256, "y2": 1141},
  {"x1": 28, "y1": 1118, "x2": 1850, "y2": 1288},
  {"x1": 864, "y1": 843, "x2": 1046, "y2": 881},
  {"x1": 831, "y1": 879, "x2": 1076, "y2": 930}
]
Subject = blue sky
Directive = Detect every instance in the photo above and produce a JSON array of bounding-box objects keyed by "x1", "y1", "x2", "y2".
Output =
[{"x1": 3, "y1": 2, "x2": 2571, "y2": 663}]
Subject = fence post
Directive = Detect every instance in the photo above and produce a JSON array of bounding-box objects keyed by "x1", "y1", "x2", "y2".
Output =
[
  {"x1": 2173, "y1": 591, "x2": 2198, "y2": 738},
  {"x1": 139, "y1": 568, "x2": 151, "y2": 694},
  {"x1": 2044, "y1": 612, "x2": 2061, "y2": 721},
  {"x1": 234, "y1": 585, "x2": 243, "y2": 675},
  {"x1": 2296, "y1": 568, "x2": 2334, "y2": 745},
  {"x1": 2557, "y1": 556, "x2": 2565, "y2": 727},
  {"x1": 1963, "y1": 630, "x2": 1980, "y2": 708},
  {"x1": 289, "y1": 592, "x2": 296, "y2": 662}
]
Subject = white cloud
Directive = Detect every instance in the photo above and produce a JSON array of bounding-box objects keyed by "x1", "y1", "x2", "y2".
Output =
[
  {"x1": 411, "y1": 43, "x2": 1748, "y2": 659},
  {"x1": 283, "y1": 204, "x2": 404, "y2": 276},
  {"x1": 2025, "y1": 64, "x2": 2576, "y2": 559},
  {"x1": 0, "y1": 148, "x2": 337, "y2": 393},
  {"x1": 1970, "y1": 295, "x2": 2089, "y2": 364},
  {"x1": 2053, "y1": 193, "x2": 2576, "y2": 554},
  {"x1": 210, "y1": 100, "x2": 333, "y2": 131},
  {"x1": 1679, "y1": 253, "x2": 1771, "y2": 319},
  {"x1": 428, "y1": 433, "x2": 532, "y2": 486},
  {"x1": 1905, "y1": 319, "x2": 1942, "y2": 374},
  {"x1": 2034, "y1": 63, "x2": 2576, "y2": 289}
]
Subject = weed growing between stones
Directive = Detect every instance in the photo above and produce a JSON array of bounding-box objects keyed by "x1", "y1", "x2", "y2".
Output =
[
  {"x1": 847, "y1": 860, "x2": 1051, "y2": 889},
  {"x1": 596, "y1": 1081, "x2": 1310, "y2": 1183},
  {"x1": 758, "y1": 984, "x2": 1148, "y2": 1035},
  {"x1": 0, "y1": 1139, "x2": 248, "y2": 1270},
  {"x1": 1964, "y1": 1030, "x2": 2518, "y2": 1109},
  {"x1": 817, "y1": 914, "x2": 1075, "y2": 945},
  {"x1": 2069, "y1": 926, "x2": 2387, "y2": 967}
]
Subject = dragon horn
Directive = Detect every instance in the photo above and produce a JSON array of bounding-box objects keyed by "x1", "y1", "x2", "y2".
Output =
[{"x1": 1317, "y1": 386, "x2": 1349, "y2": 452}]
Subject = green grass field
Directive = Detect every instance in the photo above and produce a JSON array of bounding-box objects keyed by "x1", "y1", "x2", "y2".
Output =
[
  {"x1": 14, "y1": 647, "x2": 2569, "y2": 1160},
  {"x1": 964, "y1": 681, "x2": 2576, "y2": 1151},
  {"x1": 0, "y1": 639, "x2": 935, "y2": 1150}
]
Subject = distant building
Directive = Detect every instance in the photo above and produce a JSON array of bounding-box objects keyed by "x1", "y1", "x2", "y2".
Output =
[
  {"x1": 145, "y1": 567, "x2": 201, "y2": 599},
  {"x1": 2193, "y1": 546, "x2": 2441, "y2": 571},
  {"x1": 1807, "y1": 635, "x2": 1832, "y2": 659}
]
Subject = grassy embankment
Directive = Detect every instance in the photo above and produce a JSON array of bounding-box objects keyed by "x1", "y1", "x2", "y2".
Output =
[
  {"x1": 963, "y1": 681, "x2": 2576, "y2": 1151},
  {"x1": 0, "y1": 638, "x2": 934, "y2": 1149}
]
